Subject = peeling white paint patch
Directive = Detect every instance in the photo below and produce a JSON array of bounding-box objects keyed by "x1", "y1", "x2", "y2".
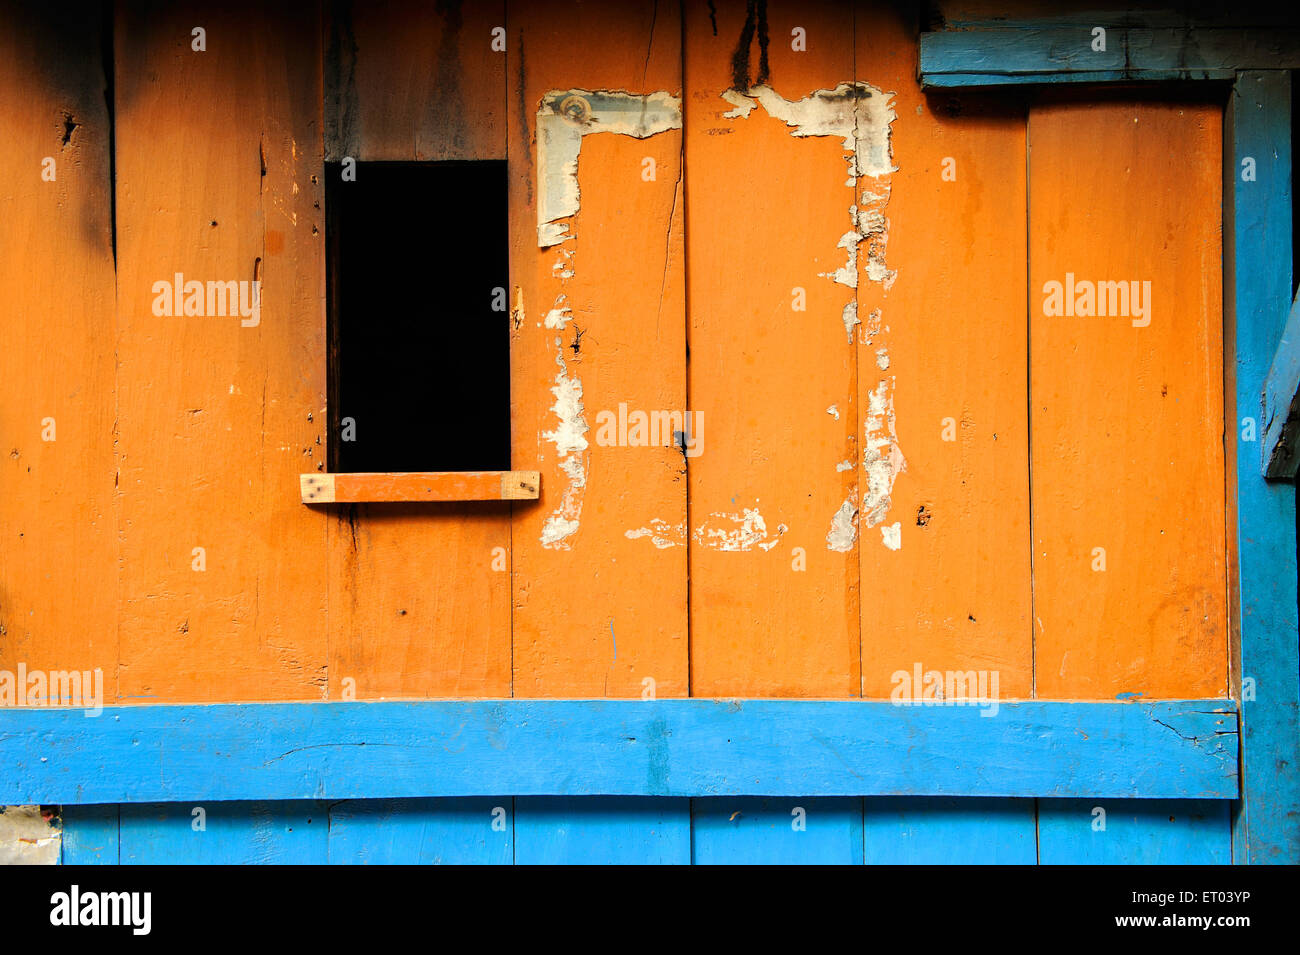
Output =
[
  {"x1": 758, "y1": 522, "x2": 789, "y2": 552},
  {"x1": 625, "y1": 519, "x2": 686, "y2": 548},
  {"x1": 545, "y1": 294, "x2": 573, "y2": 329},
  {"x1": 538, "y1": 89, "x2": 683, "y2": 247},
  {"x1": 540, "y1": 344, "x2": 590, "y2": 549},
  {"x1": 841, "y1": 300, "x2": 860, "y2": 343},
  {"x1": 862, "y1": 378, "x2": 907, "y2": 534},
  {"x1": 0, "y1": 806, "x2": 59, "y2": 865},
  {"x1": 721, "y1": 88, "x2": 758, "y2": 119},
  {"x1": 876, "y1": 347, "x2": 890, "y2": 369},
  {"x1": 551, "y1": 249, "x2": 576, "y2": 279},
  {"x1": 694, "y1": 507, "x2": 783, "y2": 552},
  {"x1": 827, "y1": 404, "x2": 840, "y2": 419},
  {"x1": 881, "y1": 521, "x2": 902, "y2": 550},
  {"x1": 826, "y1": 499, "x2": 859, "y2": 552},
  {"x1": 836, "y1": 460, "x2": 855, "y2": 472}
]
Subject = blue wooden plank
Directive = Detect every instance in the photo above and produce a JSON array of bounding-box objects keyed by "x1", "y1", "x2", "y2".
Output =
[
  {"x1": 862, "y1": 798, "x2": 1037, "y2": 864},
  {"x1": 1263, "y1": 291, "x2": 1300, "y2": 478},
  {"x1": 1227, "y1": 71, "x2": 1300, "y2": 864},
  {"x1": 514, "y1": 797, "x2": 689, "y2": 865},
  {"x1": 327, "y1": 798, "x2": 512, "y2": 864},
  {"x1": 1039, "y1": 799, "x2": 1231, "y2": 864},
  {"x1": 919, "y1": 27, "x2": 1300, "y2": 82},
  {"x1": 0, "y1": 699, "x2": 1239, "y2": 803},
  {"x1": 921, "y1": 70, "x2": 1232, "y2": 89},
  {"x1": 692, "y1": 797, "x2": 863, "y2": 864},
  {"x1": 59, "y1": 804, "x2": 119, "y2": 865},
  {"x1": 117, "y1": 801, "x2": 328, "y2": 864}
]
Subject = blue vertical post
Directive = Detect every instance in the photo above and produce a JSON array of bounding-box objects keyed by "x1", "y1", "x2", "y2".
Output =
[{"x1": 1227, "y1": 70, "x2": 1299, "y2": 864}]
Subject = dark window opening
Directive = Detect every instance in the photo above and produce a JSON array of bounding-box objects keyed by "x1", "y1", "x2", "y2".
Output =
[{"x1": 326, "y1": 160, "x2": 510, "y2": 473}]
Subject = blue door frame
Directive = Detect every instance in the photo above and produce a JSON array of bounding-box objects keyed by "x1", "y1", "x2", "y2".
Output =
[{"x1": 3, "y1": 14, "x2": 1296, "y2": 865}]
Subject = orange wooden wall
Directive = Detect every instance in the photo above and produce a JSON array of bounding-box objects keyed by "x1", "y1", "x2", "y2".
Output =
[{"x1": 0, "y1": 0, "x2": 1227, "y2": 705}]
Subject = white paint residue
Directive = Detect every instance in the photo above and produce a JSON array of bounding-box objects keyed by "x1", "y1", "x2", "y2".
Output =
[
  {"x1": 876, "y1": 347, "x2": 890, "y2": 369},
  {"x1": 540, "y1": 345, "x2": 590, "y2": 550},
  {"x1": 862, "y1": 378, "x2": 906, "y2": 534},
  {"x1": 694, "y1": 507, "x2": 782, "y2": 552},
  {"x1": 827, "y1": 404, "x2": 840, "y2": 419},
  {"x1": 545, "y1": 294, "x2": 572, "y2": 329},
  {"x1": 721, "y1": 88, "x2": 758, "y2": 119},
  {"x1": 0, "y1": 806, "x2": 59, "y2": 865},
  {"x1": 625, "y1": 519, "x2": 686, "y2": 549},
  {"x1": 881, "y1": 521, "x2": 902, "y2": 550},
  {"x1": 836, "y1": 460, "x2": 854, "y2": 472},
  {"x1": 841, "y1": 300, "x2": 860, "y2": 343},
  {"x1": 758, "y1": 523, "x2": 789, "y2": 552},
  {"x1": 537, "y1": 89, "x2": 683, "y2": 247},
  {"x1": 826, "y1": 499, "x2": 859, "y2": 552}
]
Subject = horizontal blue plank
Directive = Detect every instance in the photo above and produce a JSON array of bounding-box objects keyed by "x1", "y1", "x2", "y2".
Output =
[
  {"x1": 921, "y1": 70, "x2": 1233, "y2": 89},
  {"x1": 0, "y1": 699, "x2": 1238, "y2": 803},
  {"x1": 1263, "y1": 290, "x2": 1300, "y2": 478},
  {"x1": 919, "y1": 26, "x2": 1300, "y2": 86}
]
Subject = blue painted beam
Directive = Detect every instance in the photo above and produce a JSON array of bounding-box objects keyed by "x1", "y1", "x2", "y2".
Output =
[
  {"x1": 1263, "y1": 290, "x2": 1300, "y2": 479},
  {"x1": 0, "y1": 699, "x2": 1237, "y2": 804},
  {"x1": 1226, "y1": 71, "x2": 1300, "y2": 864},
  {"x1": 919, "y1": 27, "x2": 1300, "y2": 88}
]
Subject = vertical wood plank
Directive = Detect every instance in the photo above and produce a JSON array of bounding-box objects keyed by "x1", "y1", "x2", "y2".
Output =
[
  {"x1": 863, "y1": 797, "x2": 1037, "y2": 864},
  {"x1": 60, "y1": 805, "x2": 120, "y2": 865},
  {"x1": 118, "y1": 801, "x2": 328, "y2": 864},
  {"x1": 1226, "y1": 71, "x2": 1299, "y2": 864},
  {"x1": 692, "y1": 797, "x2": 864, "y2": 864},
  {"x1": 1028, "y1": 94, "x2": 1228, "y2": 698},
  {"x1": 514, "y1": 797, "x2": 689, "y2": 864},
  {"x1": 1038, "y1": 798, "x2": 1231, "y2": 864},
  {"x1": 506, "y1": 0, "x2": 689, "y2": 696},
  {"x1": 327, "y1": 797, "x2": 513, "y2": 864},
  {"x1": 0, "y1": 1, "x2": 118, "y2": 696},
  {"x1": 113, "y1": 0, "x2": 329, "y2": 700},
  {"x1": 684, "y1": 0, "x2": 859, "y2": 696},
  {"x1": 325, "y1": 0, "x2": 506, "y2": 161},
  {"x1": 854, "y1": 1, "x2": 1033, "y2": 699}
]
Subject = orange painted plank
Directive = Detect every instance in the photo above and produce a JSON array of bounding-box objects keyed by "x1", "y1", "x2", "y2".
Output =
[
  {"x1": 325, "y1": 0, "x2": 506, "y2": 161},
  {"x1": 854, "y1": 2, "x2": 1033, "y2": 699},
  {"x1": 0, "y1": 5, "x2": 117, "y2": 698},
  {"x1": 1028, "y1": 94, "x2": 1228, "y2": 698},
  {"x1": 302, "y1": 471, "x2": 539, "y2": 502},
  {"x1": 324, "y1": 1, "x2": 512, "y2": 700},
  {"x1": 113, "y1": 2, "x2": 328, "y2": 701},
  {"x1": 684, "y1": 0, "x2": 859, "y2": 696},
  {"x1": 506, "y1": 0, "x2": 689, "y2": 697}
]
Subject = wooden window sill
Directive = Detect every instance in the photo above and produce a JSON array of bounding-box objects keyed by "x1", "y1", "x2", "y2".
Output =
[{"x1": 301, "y1": 471, "x2": 539, "y2": 503}]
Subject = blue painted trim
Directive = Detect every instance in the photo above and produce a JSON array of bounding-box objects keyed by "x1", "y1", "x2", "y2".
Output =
[
  {"x1": 919, "y1": 27, "x2": 1300, "y2": 88},
  {"x1": 1226, "y1": 71, "x2": 1300, "y2": 864},
  {"x1": 921, "y1": 71, "x2": 1233, "y2": 89},
  {"x1": 1263, "y1": 289, "x2": 1300, "y2": 478},
  {"x1": 0, "y1": 699, "x2": 1237, "y2": 804}
]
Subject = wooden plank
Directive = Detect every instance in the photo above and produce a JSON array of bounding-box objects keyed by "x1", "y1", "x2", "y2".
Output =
[
  {"x1": 0, "y1": 1, "x2": 118, "y2": 700},
  {"x1": 920, "y1": 27, "x2": 1300, "y2": 80},
  {"x1": 323, "y1": 0, "x2": 512, "y2": 701},
  {"x1": 327, "y1": 798, "x2": 513, "y2": 864},
  {"x1": 506, "y1": 0, "x2": 689, "y2": 696},
  {"x1": 922, "y1": 70, "x2": 1234, "y2": 89},
  {"x1": 112, "y1": 0, "x2": 329, "y2": 701},
  {"x1": 2, "y1": 699, "x2": 1239, "y2": 803},
  {"x1": 1038, "y1": 798, "x2": 1231, "y2": 864},
  {"x1": 514, "y1": 797, "x2": 689, "y2": 864},
  {"x1": 59, "y1": 805, "x2": 120, "y2": 865},
  {"x1": 1028, "y1": 94, "x2": 1228, "y2": 699},
  {"x1": 1262, "y1": 291, "x2": 1300, "y2": 478},
  {"x1": 854, "y1": 1, "x2": 1033, "y2": 700},
  {"x1": 1226, "y1": 71, "x2": 1299, "y2": 864},
  {"x1": 301, "y1": 471, "x2": 539, "y2": 503},
  {"x1": 692, "y1": 797, "x2": 864, "y2": 864},
  {"x1": 863, "y1": 797, "x2": 1037, "y2": 864},
  {"x1": 117, "y1": 801, "x2": 328, "y2": 864},
  {"x1": 683, "y1": 0, "x2": 860, "y2": 696},
  {"x1": 324, "y1": 0, "x2": 505, "y2": 161}
]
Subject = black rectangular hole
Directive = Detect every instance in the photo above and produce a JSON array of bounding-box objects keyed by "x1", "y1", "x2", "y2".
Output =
[{"x1": 326, "y1": 160, "x2": 510, "y2": 473}]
